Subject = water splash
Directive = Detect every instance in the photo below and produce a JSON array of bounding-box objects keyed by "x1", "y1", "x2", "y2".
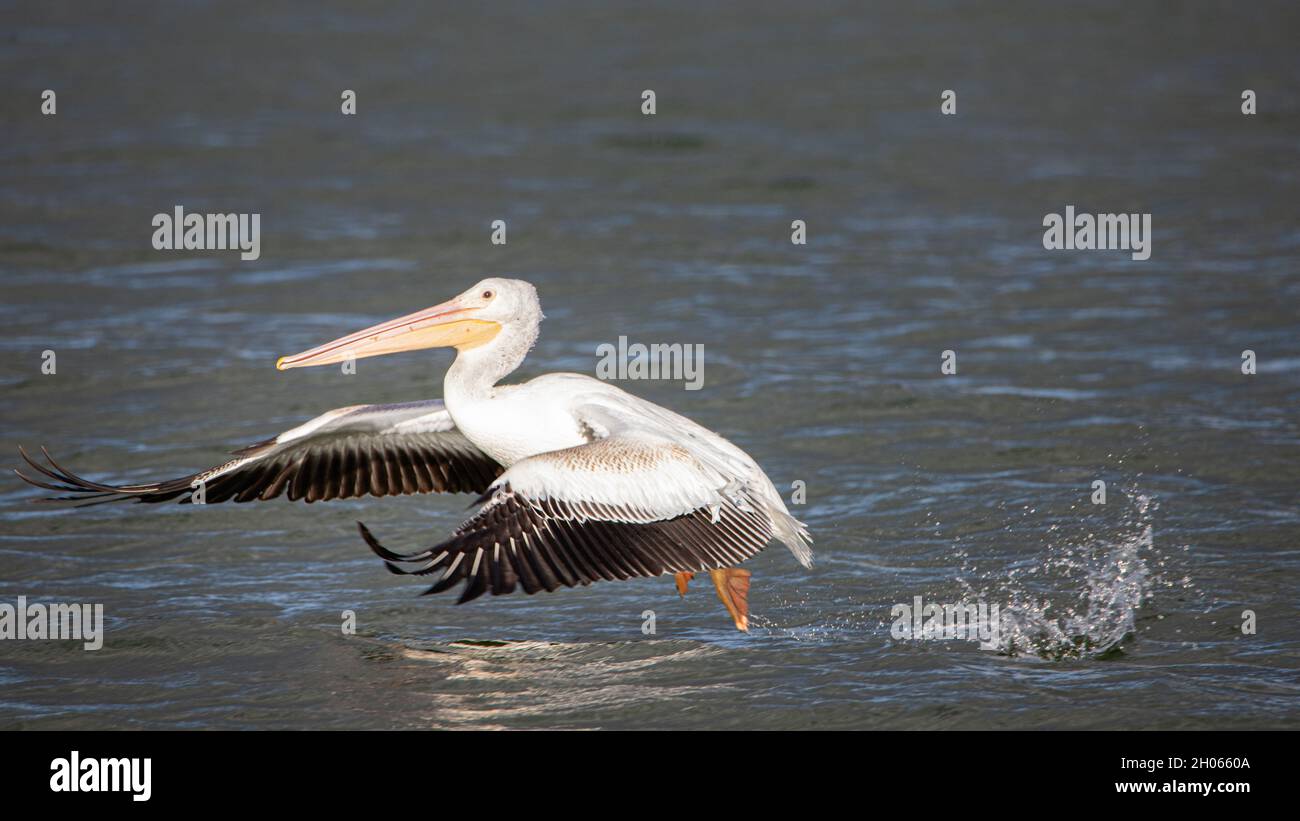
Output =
[{"x1": 960, "y1": 493, "x2": 1160, "y2": 660}]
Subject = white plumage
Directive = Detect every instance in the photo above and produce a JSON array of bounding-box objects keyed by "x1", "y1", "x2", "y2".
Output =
[{"x1": 17, "y1": 278, "x2": 811, "y2": 629}]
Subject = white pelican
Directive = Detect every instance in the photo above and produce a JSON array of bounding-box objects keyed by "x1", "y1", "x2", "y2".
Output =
[{"x1": 16, "y1": 279, "x2": 812, "y2": 631}]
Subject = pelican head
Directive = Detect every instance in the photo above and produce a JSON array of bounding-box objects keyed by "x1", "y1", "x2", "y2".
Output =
[{"x1": 276, "y1": 277, "x2": 541, "y2": 371}]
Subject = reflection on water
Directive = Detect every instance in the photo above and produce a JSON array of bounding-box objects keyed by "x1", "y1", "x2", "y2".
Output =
[{"x1": 392, "y1": 640, "x2": 733, "y2": 729}]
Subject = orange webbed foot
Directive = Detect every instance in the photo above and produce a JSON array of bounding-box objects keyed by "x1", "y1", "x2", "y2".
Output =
[
  {"x1": 709, "y1": 568, "x2": 751, "y2": 632},
  {"x1": 674, "y1": 571, "x2": 695, "y2": 598}
]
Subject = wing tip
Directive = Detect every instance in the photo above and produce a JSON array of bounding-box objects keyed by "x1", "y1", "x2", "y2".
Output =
[
  {"x1": 357, "y1": 521, "x2": 395, "y2": 558},
  {"x1": 357, "y1": 521, "x2": 426, "y2": 574}
]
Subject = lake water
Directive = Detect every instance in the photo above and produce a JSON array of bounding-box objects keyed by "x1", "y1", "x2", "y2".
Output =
[{"x1": 1, "y1": 1, "x2": 1298, "y2": 729}]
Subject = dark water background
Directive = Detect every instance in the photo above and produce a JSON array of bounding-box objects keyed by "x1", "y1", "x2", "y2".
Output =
[{"x1": 1, "y1": 1, "x2": 1297, "y2": 729}]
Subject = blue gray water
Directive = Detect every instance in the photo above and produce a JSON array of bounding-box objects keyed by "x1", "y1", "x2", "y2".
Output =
[{"x1": 1, "y1": 1, "x2": 1298, "y2": 729}]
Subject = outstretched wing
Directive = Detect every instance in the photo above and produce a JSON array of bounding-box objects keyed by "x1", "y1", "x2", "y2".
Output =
[
  {"x1": 16, "y1": 400, "x2": 502, "y2": 506},
  {"x1": 362, "y1": 434, "x2": 777, "y2": 604}
]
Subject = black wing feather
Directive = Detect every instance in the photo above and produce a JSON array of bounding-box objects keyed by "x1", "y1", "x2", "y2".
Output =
[
  {"x1": 15, "y1": 435, "x2": 502, "y2": 508},
  {"x1": 361, "y1": 482, "x2": 774, "y2": 604}
]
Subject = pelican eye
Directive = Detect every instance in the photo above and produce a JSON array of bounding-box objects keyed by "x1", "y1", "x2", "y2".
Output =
[{"x1": 482, "y1": 289, "x2": 494, "y2": 299}]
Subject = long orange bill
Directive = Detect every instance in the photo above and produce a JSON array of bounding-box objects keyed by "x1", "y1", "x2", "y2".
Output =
[{"x1": 275, "y1": 297, "x2": 500, "y2": 371}]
